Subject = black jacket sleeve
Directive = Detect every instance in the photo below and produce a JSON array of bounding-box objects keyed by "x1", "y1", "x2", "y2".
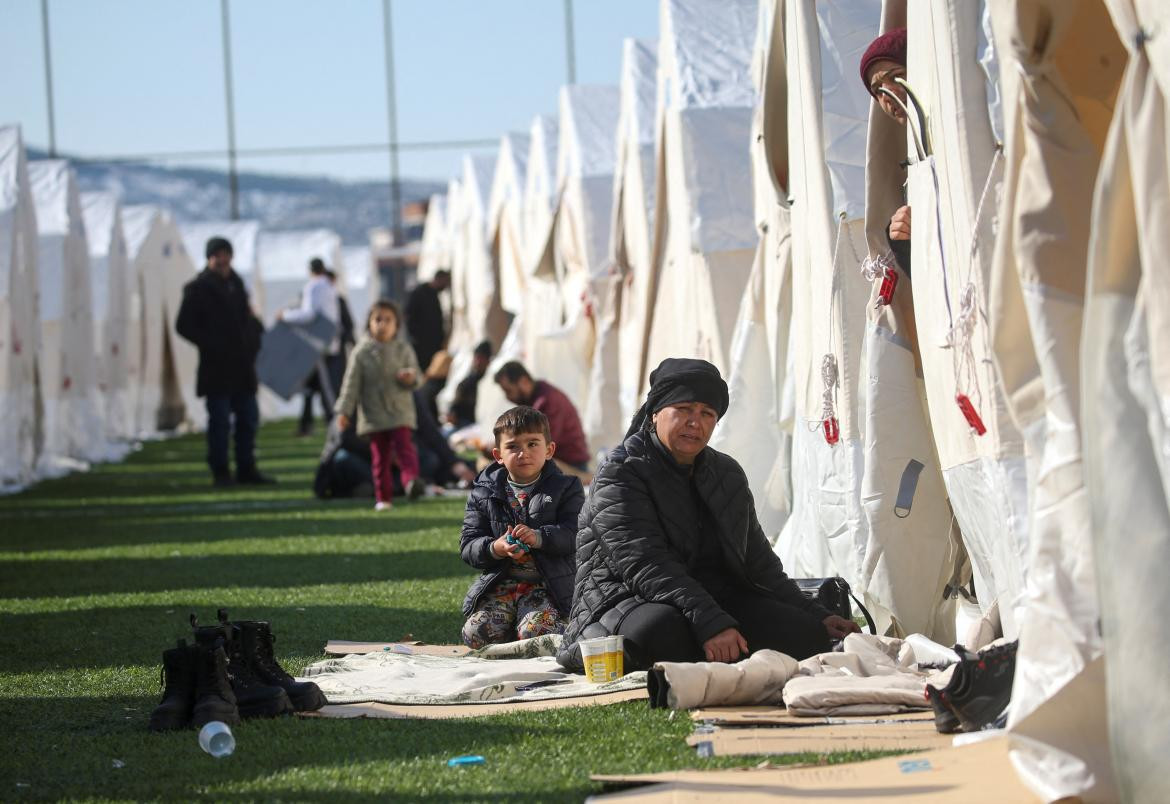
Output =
[
  {"x1": 538, "y1": 478, "x2": 585, "y2": 557},
  {"x1": 175, "y1": 283, "x2": 210, "y2": 349},
  {"x1": 742, "y1": 502, "x2": 833, "y2": 620},
  {"x1": 589, "y1": 462, "x2": 737, "y2": 643},
  {"x1": 460, "y1": 492, "x2": 505, "y2": 572}
]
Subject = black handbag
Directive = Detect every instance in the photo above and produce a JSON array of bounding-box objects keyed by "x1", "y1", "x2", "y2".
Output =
[{"x1": 795, "y1": 577, "x2": 877, "y2": 635}]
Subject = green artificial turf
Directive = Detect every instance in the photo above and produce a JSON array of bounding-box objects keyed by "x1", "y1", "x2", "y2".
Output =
[{"x1": 0, "y1": 422, "x2": 878, "y2": 801}]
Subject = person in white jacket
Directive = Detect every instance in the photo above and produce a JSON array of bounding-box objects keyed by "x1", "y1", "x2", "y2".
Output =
[{"x1": 280, "y1": 257, "x2": 340, "y2": 435}]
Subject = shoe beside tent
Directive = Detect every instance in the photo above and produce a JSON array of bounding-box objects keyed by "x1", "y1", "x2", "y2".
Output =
[
  {"x1": 610, "y1": 38, "x2": 659, "y2": 432},
  {"x1": 28, "y1": 159, "x2": 105, "y2": 468},
  {"x1": 179, "y1": 220, "x2": 264, "y2": 319},
  {"x1": 80, "y1": 191, "x2": 135, "y2": 443},
  {"x1": 0, "y1": 125, "x2": 43, "y2": 487},
  {"x1": 773, "y1": 0, "x2": 880, "y2": 589},
  {"x1": 122, "y1": 205, "x2": 200, "y2": 432}
]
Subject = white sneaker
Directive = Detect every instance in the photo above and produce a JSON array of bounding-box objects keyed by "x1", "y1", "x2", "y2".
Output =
[{"x1": 374, "y1": 501, "x2": 393, "y2": 512}]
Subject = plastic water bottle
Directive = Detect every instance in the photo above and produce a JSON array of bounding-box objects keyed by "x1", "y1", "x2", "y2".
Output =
[{"x1": 198, "y1": 721, "x2": 235, "y2": 758}]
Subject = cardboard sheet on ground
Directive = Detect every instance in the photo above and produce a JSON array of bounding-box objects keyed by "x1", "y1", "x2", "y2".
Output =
[
  {"x1": 590, "y1": 738, "x2": 1038, "y2": 801},
  {"x1": 689, "y1": 706, "x2": 933, "y2": 727},
  {"x1": 686, "y1": 721, "x2": 952, "y2": 756},
  {"x1": 303, "y1": 689, "x2": 649, "y2": 721},
  {"x1": 301, "y1": 634, "x2": 645, "y2": 707}
]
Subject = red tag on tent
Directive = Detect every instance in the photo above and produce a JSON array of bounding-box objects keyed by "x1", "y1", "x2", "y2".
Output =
[
  {"x1": 877, "y1": 267, "x2": 898, "y2": 306},
  {"x1": 111, "y1": 343, "x2": 120, "y2": 356},
  {"x1": 11, "y1": 338, "x2": 20, "y2": 355},
  {"x1": 956, "y1": 394, "x2": 986, "y2": 436},
  {"x1": 62, "y1": 376, "x2": 72, "y2": 391},
  {"x1": 822, "y1": 416, "x2": 840, "y2": 445}
]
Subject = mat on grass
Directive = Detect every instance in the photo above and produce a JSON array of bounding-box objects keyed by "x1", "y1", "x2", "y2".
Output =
[
  {"x1": 300, "y1": 634, "x2": 647, "y2": 716},
  {"x1": 590, "y1": 737, "x2": 1039, "y2": 801}
]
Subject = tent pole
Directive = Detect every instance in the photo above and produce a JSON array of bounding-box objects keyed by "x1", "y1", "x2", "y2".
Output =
[
  {"x1": 40, "y1": 0, "x2": 57, "y2": 157},
  {"x1": 382, "y1": 0, "x2": 403, "y2": 245},
  {"x1": 220, "y1": 0, "x2": 240, "y2": 220},
  {"x1": 563, "y1": 0, "x2": 577, "y2": 85}
]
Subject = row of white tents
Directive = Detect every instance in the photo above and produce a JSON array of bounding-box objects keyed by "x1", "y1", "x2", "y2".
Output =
[
  {"x1": 0, "y1": 128, "x2": 377, "y2": 488},
  {"x1": 421, "y1": 0, "x2": 1168, "y2": 799}
]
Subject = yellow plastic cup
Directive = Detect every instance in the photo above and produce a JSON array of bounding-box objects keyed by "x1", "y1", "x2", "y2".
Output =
[
  {"x1": 605, "y1": 635, "x2": 625, "y2": 680},
  {"x1": 580, "y1": 637, "x2": 609, "y2": 683}
]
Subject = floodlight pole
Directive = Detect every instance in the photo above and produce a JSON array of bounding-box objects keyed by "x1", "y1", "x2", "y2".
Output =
[
  {"x1": 220, "y1": 0, "x2": 241, "y2": 220},
  {"x1": 40, "y1": 0, "x2": 58, "y2": 157},
  {"x1": 382, "y1": 0, "x2": 403, "y2": 245},
  {"x1": 563, "y1": 0, "x2": 577, "y2": 84}
]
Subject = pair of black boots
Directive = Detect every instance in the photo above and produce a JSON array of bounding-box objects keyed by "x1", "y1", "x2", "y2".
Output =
[
  {"x1": 149, "y1": 610, "x2": 326, "y2": 732},
  {"x1": 924, "y1": 639, "x2": 1018, "y2": 734}
]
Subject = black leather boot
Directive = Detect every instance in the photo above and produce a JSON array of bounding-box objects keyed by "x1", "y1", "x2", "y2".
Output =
[
  {"x1": 191, "y1": 614, "x2": 293, "y2": 719},
  {"x1": 149, "y1": 640, "x2": 197, "y2": 731},
  {"x1": 218, "y1": 610, "x2": 326, "y2": 712},
  {"x1": 190, "y1": 637, "x2": 241, "y2": 729}
]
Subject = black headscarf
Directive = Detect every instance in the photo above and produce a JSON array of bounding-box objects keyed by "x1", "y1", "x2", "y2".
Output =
[{"x1": 625, "y1": 358, "x2": 729, "y2": 439}]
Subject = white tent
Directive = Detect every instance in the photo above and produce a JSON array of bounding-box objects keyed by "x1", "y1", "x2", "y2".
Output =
[
  {"x1": 1085, "y1": 4, "x2": 1170, "y2": 800},
  {"x1": 416, "y1": 193, "x2": 449, "y2": 283},
  {"x1": 80, "y1": 191, "x2": 135, "y2": 443},
  {"x1": 709, "y1": 0, "x2": 794, "y2": 542},
  {"x1": 29, "y1": 159, "x2": 105, "y2": 467},
  {"x1": 642, "y1": 0, "x2": 758, "y2": 400},
  {"x1": 340, "y1": 244, "x2": 374, "y2": 325},
  {"x1": 488, "y1": 131, "x2": 531, "y2": 317},
  {"x1": 0, "y1": 126, "x2": 42, "y2": 486},
  {"x1": 608, "y1": 38, "x2": 659, "y2": 443},
  {"x1": 122, "y1": 204, "x2": 200, "y2": 433},
  {"x1": 521, "y1": 115, "x2": 559, "y2": 279},
  {"x1": 256, "y1": 228, "x2": 343, "y2": 326},
  {"x1": 179, "y1": 220, "x2": 264, "y2": 318},
  {"x1": 772, "y1": 0, "x2": 881, "y2": 595}
]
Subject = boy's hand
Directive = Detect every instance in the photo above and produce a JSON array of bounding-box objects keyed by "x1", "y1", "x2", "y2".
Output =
[
  {"x1": 491, "y1": 533, "x2": 532, "y2": 563},
  {"x1": 335, "y1": 413, "x2": 350, "y2": 431},
  {"x1": 511, "y1": 524, "x2": 541, "y2": 549}
]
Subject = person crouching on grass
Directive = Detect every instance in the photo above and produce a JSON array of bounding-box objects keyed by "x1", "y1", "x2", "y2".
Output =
[
  {"x1": 334, "y1": 300, "x2": 423, "y2": 511},
  {"x1": 459, "y1": 406, "x2": 584, "y2": 648}
]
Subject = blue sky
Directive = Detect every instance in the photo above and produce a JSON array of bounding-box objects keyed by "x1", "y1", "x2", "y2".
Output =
[{"x1": 0, "y1": 0, "x2": 658, "y2": 182}]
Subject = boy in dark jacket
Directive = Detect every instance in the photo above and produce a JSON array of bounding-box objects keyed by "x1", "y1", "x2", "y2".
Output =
[{"x1": 459, "y1": 406, "x2": 584, "y2": 648}]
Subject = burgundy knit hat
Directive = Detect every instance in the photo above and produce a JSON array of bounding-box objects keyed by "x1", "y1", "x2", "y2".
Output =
[{"x1": 859, "y1": 27, "x2": 907, "y2": 97}]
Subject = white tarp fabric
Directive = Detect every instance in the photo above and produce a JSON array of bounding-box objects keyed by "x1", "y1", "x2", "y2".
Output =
[
  {"x1": 775, "y1": 0, "x2": 880, "y2": 591},
  {"x1": 642, "y1": 0, "x2": 758, "y2": 399},
  {"x1": 0, "y1": 126, "x2": 42, "y2": 486},
  {"x1": 123, "y1": 205, "x2": 200, "y2": 432},
  {"x1": 488, "y1": 131, "x2": 530, "y2": 316},
  {"x1": 81, "y1": 191, "x2": 135, "y2": 443},
  {"x1": 850, "y1": 0, "x2": 956, "y2": 642},
  {"x1": 256, "y1": 228, "x2": 343, "y2": 326},
  {"x1": 416, "y1": 194, "x2": 449, "y2": 283},
  {"x1": 985, "y1": 0, "x2": 1126, "y2": 800},
  {"x1": 179, "y1": 220, "x2": 264, "y2": 317},
  {"x1": 709, "y1": 0, "x2": 793, "y2": 541},
  {"x1": 29, "y1": 159, "x2": 104, "y2": 467},
  {"x1": 1085, "y1": 5, "x2": 1170, "y2": 799},
  {"x1": 904, "y1": 0, "x2": 1031, "y2": 643},
  {"x1": 612, "y1": 38, "x2": 660, "y2": 430},
  {"x1": 340, "y1": 245, "x2": 373, "y2": 325}
]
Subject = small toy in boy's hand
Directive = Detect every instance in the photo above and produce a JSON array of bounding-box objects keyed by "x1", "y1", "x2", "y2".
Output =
[{"x1": 505, "y1": 531, "x2": 531, "y2": 554}]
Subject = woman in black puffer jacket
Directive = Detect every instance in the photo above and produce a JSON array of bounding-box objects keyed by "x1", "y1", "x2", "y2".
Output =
[{"x1": 558, "y1": 358, "x2": 859, "y2": 671}]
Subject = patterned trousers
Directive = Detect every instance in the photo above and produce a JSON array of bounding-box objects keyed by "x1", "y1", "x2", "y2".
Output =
[{"x1": 461, "y1": 579, "x2": 566, "y2": 649}]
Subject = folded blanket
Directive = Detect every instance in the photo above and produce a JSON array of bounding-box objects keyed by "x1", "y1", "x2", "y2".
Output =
[
  {"x1": 300, "y1": 634, "x2": 646, "y2": 706},
  {"x1": 649, "y1": 650, "x2": 800, "y2": 709}
]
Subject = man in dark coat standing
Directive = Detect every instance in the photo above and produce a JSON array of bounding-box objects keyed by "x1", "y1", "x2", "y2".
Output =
[
  {"x1": 176, "y1": 237, "x2": 275, "y2": 487},
  {"x1": 405, "y1": 269, "x2": 450, "y2": 372}
]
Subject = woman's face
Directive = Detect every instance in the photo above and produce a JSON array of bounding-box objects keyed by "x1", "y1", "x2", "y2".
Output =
[
  {"x1": 653, "y1": 402, "x2": 718, "y2": 465},
  {"x1": 866, "y1": 58, "x2": 907, "y2": 124}
]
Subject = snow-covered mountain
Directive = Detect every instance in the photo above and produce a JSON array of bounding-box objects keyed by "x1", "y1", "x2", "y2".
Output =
[{"x1": 28, "y1": 149, "x2": 442, "y2": 245}]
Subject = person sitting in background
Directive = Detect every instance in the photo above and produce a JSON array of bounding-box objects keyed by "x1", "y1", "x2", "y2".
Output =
[
  {"x1": 419, "y1": 349, "x2": 453, "y2": 423},
  {"x1": 459, "y1": 406, "x2": 584, "y2": 649},
  {"x1": 493, "y1": 361, "x2": 590, "y2": 474},
  {"x1": 448, "y1": 340, "x2": 493, "y2": 429},
  {"x1": 334, "y1": 300, "x2": 423, "y2": 511},
  {"x1": 313, "y1": 416, "x2": 374, "y2": 499},
  {"x1": 413, "y1": 389, "x2": 475, "y2": 490},
  {"x1": 556, "y1": 358, "x2": 859, "y2": 673},
  {"x1": 860, "y1": 26, "x2": 912, "y2": 277},
  {"x1": 281, "y1": 257, "x2": 340, "y2": 436}
]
